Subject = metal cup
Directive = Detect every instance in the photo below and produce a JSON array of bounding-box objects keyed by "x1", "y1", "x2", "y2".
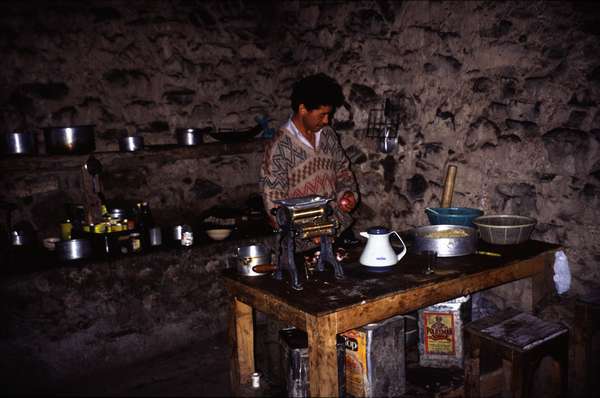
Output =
[{"x1": 149, "y1": 227, "x2": 162, "y2": 246}]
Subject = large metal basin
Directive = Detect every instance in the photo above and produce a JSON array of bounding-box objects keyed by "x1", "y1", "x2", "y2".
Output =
[{"x1": 411, "y1": 225, "x2": 477, "y2": 257}]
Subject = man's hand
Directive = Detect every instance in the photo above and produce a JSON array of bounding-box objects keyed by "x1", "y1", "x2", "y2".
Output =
[{"x1": 338, "y1": 191, "x2": 356, "y2": 213}]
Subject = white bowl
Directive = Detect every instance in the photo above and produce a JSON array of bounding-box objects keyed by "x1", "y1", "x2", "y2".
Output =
[
  {"x1": 43, "y1": 237, "x2": 60, "y2": 251},
  {"x1": 206, "y1": 228, "x2": 232, "y2": 241}
]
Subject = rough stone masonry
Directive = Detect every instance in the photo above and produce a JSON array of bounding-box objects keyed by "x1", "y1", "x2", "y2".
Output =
[{"x1": 0, "y1": 0, "x2": 599, "y2": 390}]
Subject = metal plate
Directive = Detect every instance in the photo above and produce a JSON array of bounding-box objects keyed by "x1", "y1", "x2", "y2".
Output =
[
  {"x1": 273, "y1": 195, "x2": 331, "y2": 210},
  {"x1": 411, "y1": 225, "x2": 477, "y2": 257}
]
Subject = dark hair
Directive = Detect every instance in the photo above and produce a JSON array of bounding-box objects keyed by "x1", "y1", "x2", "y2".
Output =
[{"x1": 291, "y1": 73, "x2": 345, "y2": 113}]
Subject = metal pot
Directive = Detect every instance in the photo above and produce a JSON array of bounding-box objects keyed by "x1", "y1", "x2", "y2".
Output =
[
  {"x1": 411, "y1": 225, "x2": 477, "y2": 257},
  {"x1": 172, "y1": 224, "x2": 192, "y2": 241},
  {"x1": 44, "y1": 125, "x2": 95, "y2": 155},
  {"x1": 234, "y1": 244, "x2": 273, "y2": 276},
  {"x1": 55, "y1": 238, "x2": 93, "y2": 261},
  {"x1": 119, "y1": 136, "x2": 144, "y2": 152},
  {"x1": 10, "y1": 229, "x2": 33, "y2": 246},
  {"x1": 176, "y1": 128, "x2": 205, "y2": 146},
  {"x1": 3, "y1": 131, "x2": 37, "y2": 155}
]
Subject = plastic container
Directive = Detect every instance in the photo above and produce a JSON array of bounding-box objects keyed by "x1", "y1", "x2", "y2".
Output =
[
  {"x1": 425, "y1": 207, "x2": 483, "y2": 227},
  {"x1": 473, "y1": 215, "x2": 536, "y2": 245}
]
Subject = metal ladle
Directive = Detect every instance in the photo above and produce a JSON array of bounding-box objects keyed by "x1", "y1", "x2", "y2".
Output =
[{"x1": 425, "y1": 207, "x2": 441, "y2": 215}]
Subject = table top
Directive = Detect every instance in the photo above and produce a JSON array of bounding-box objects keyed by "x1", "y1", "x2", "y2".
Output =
[{"x1": 222, "y1": 239, "x2": 561, "y2": 318}]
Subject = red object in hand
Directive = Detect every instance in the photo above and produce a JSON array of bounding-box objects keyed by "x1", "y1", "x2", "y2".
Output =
[{"x1": 339, "y1": 192, "x2": 356, "y2": 213}]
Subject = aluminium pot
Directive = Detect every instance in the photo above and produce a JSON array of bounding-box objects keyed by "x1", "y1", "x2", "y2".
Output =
[
  {"x1": 2, "y1": 131, "x2": 37, "y2": 155},
  {"x1": 411, "y1": 224, "x2": 477, "y2": 257},
  {"x1": 175, "y1": 128, "x2": 206, "y2": 146},
  {"x1": 234, "y1": 244, "x2": 273, "y2": 276},
  {"x1": 44, "y1": 125, "x2": 95, "y2": 155},
  {"x1": 119, "y1": 136, "x2": 144, "y2": 152},
  {"x1": 55, "y1": 238, "x2": 93, "y2": 261}
]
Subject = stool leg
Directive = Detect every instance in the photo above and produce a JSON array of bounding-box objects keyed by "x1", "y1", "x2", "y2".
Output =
[
  {"x1": 558, "y1": 333, "x2": 569, "y2": 398},
  {"x1": 510, "y1": 356, "x2": 526, "y2": 398},
  {"x1": 464, "y1": 332, "x2": 481, "y2": 398},
  {"x1": 502, "y1": 358, "x2": 512, "y2": 398}
]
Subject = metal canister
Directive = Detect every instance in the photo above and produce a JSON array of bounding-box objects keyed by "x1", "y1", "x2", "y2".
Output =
[
  {"x1": 418, "y1": 295, "x2": 471, "y2": 368},
  {"x1": 130, "y1": 233, "x2": 142, "y2": 253}
]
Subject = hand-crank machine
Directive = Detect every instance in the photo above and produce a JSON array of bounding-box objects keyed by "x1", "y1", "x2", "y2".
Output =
[{"x1": 272, "y1": 195, "x2": 344, "y2": 290}]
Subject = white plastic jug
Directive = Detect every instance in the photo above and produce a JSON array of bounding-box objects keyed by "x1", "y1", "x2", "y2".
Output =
[{"x1": 359, "y1": 226, "x2": 407, "y2": 267}]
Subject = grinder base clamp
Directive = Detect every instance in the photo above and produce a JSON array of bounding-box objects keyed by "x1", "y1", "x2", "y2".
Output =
[{"x1": 272, "y1": 196, "x2": 344, "y2": 290}]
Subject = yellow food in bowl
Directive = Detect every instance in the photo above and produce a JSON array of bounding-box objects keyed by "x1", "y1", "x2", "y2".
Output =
[{"x1": 424, "y1": 229, "x2": 469, "y2": 239}]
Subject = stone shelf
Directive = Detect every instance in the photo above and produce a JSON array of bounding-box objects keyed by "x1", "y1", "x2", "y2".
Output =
[{"x1": 0, "y1": 139, "x2": 267, "y2": 172}]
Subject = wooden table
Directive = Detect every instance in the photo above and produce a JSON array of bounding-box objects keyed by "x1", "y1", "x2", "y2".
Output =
[{"x1": 223, "y1": 239, "x2": 561, "y2": 397}]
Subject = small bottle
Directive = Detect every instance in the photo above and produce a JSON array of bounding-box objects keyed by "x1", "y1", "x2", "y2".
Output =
[{"x1": 60, "y1": 219, "x2": 72, "y2": 240}]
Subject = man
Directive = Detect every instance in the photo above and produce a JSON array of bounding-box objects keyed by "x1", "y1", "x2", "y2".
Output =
[{"x1": 260, "y1": 73, "x2": 358, "y2": 244}]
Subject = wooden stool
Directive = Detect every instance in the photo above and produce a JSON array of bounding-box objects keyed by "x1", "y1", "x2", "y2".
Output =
[
  {"x1": 464, "y1": 308, "x2": 569, "y2": 398},
  {"x1": 574, "y1": 290, "x2": 600, "y2": 397}
]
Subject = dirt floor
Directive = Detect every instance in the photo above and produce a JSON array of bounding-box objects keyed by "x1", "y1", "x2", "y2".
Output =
[{"x1": 35, "y1": 295, "x2": 582, "y2": 397}]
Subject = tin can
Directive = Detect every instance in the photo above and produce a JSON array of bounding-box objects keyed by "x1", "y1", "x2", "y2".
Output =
[
  {"x1": 341, "y1": 314, "x2": 406, "y2": 397},
  {"x1": 130, "y1": 233, "x2": 142, "y2": 253},
  {"x1": 181, "y1": 225, "x2": 193, "y2": 246},
  {"x1": 251, "y1": 372, "x2": 260, "y2": 388},
  {"x1": 418, "y1": 295, "x2": 471, "y2": 368}
]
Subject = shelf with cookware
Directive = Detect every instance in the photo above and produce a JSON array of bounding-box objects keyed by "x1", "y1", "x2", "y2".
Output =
[{"x1": 0, "y1": 137, "x2": 266, "y2": 172}]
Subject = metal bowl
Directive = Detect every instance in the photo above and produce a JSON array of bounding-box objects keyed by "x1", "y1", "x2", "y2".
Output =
[
  {"x1": 473, "y1": 215, "x2": 536, "y2": 245},
  {"x1": 119, "y1": 136, "x2": 144, "y2": 152},
  {"x1": 411, "y1": 225, "x2": 477, "y2": 257}
]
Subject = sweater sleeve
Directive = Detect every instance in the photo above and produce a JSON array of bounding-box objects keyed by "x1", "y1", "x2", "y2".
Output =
[{"x1": 259, "y1": 129, "x2": 290, "y2": 219}]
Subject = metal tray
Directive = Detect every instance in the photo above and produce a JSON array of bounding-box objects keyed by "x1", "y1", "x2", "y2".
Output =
[
  {"x1": 411, "y1": 224, "x2": 477, "y2": 257},
  {"x1": 273, "y1": 195, "x2": 332, "y2": 210}
]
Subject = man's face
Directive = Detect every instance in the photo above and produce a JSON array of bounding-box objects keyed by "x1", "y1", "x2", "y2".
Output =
[{"x1": 300, "y1": 105, "x2": 333, "y2": 134}]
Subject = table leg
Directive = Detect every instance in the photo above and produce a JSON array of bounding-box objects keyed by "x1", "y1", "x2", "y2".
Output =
[
  {"x1": 230, "y1": 297, "x2": 254, "y2": 391},
  {"x1": 307, "y1": 313, "x2": 339, "y2": 397}
]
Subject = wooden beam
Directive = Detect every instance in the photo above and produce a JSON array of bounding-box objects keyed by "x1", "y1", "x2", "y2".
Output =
[
  {"x1": 233, "y1": 298, "x2": 254, "y2": 385},
  {"x1": 224, "y1": 279, "x2": 307, "y2": 330},
  {"x1": 335, "y1": 255, "x2": 547, "y2": 332},
  {"x1": 307, "y1": 313, "x2": 339, "y2": 397}
]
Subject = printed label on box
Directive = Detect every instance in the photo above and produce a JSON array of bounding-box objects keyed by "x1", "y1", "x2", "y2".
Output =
[
  {"x1": 424, "y1": 312, "x2": 455, "y2": 355},
  {"x1": 342, "y1": 329, "x2": 368, "y2": 397}
]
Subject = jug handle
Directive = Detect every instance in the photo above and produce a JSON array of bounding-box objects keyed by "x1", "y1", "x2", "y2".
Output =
[
  {"x1": 359, "y1": 232, "x2": 369, "y2": 238},
  {"x1": 391, "y1": 231, "x2": 407, "y2": 261}
]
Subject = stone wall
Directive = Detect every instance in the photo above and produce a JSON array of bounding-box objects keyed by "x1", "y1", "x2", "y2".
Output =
[
  {"x1": 1, "y1": 1, "x2": 600, "y2": 389},
  {"x1": 2, "y1": 0, "x2": 598, "y2": 292}
]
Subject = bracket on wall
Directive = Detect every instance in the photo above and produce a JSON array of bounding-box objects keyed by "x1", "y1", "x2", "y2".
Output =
[{"x1": 366, "y1": 99, "x2": 401, "y2": 153}]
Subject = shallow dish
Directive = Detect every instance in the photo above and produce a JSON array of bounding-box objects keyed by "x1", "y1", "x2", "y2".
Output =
[
  {"x1": 43, "y1": 237, "x2": 60, "y2": 251},
  {"x1": 206, "y1": 228, "x2": 232, "y2": 240}
]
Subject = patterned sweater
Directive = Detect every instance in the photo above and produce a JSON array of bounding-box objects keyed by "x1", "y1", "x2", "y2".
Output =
[{"x1": 260, "y1": 123, "x2": 358, "y2": 235}]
